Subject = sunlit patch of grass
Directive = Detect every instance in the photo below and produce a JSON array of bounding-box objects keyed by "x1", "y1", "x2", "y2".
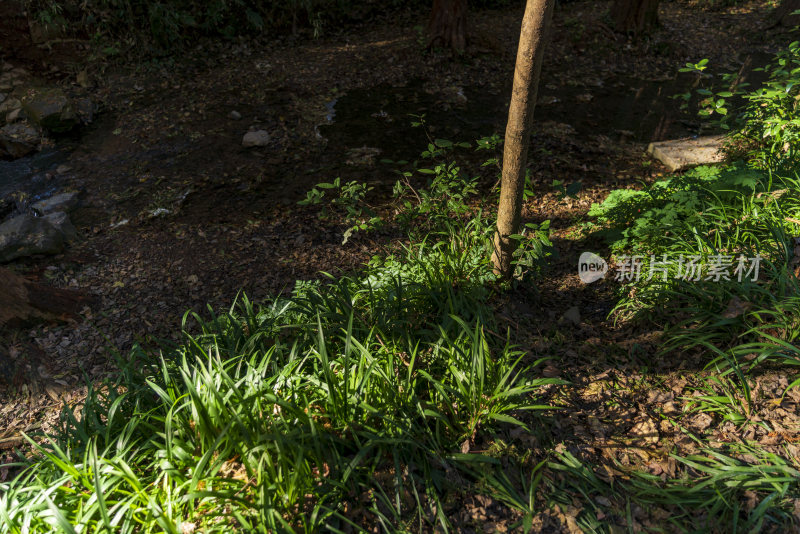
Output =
[
  {"x1": 0, "y1": 218, "x2": 562, "y2": 533},
  {"x1": 546, "y1": 446, "x2": 800, "y2": 533}
]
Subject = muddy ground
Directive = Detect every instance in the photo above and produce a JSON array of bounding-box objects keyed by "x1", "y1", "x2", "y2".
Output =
[{"x1": 1, "y1": 1, "x2": 796, "y2": 530}]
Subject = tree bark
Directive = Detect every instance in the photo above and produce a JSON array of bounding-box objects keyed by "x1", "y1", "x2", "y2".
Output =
[
  {"x1": 0, "y1": 267, "x2": 92, "y2": 328},
  {"x1": 427, "y1": 0, "x2": 468, "y2": 52},
  {"x1": 610, "y1": 0, "x2": 660, "y2": 34},
  {"x1": 772, "y1": 0, "x2": 800, "y2": 27},
  {"x1": 491, "y1": 0, "x2": 555, "y2": 279}
]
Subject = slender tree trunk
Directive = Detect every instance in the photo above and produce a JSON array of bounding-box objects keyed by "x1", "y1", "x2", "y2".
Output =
[
  {"x1": 491, "y1": 0, "x2": 555, "y2": 279},
  {"x1": 610, "y1": 0, "x2": 660, "y2": 34},
  {"x1": 0, "y1": 267, "x2": 92, "y2": 328},
  {"x1": 772, "y1": 0, "x2": 800, "y2": 27},
  {"x1": 427, "y1": 0, "x2": 468, "y2": 52}
]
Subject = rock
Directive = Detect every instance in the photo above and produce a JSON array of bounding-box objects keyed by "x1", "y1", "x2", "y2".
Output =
[
  {"x1": 31, "y1": 192, "x2": 80, "y2": 215},
  {"x1": 21, "y1": 88, "x2": 77, "y2": 132},
  {"x1": 242, "y1": 130, "x2": 270, "y2": 147},
  {"x1": 0, "y1": 123, "x2": 40, "y2": 159},
  {"x1": 55, "y1": 164, "x2": 72, "y2": 175},
  {"x1": 0, "y1": 97, "x2": 21, "y2": 116},
  {"x1": 0, "y1": 198, "x2": 13, "y2": 220},
  {"x1": 5, "y1": 108, "x2": 22, "y2": 123},
  {"x1": 228, "y1": 110, "x2": 242, "y2": 120},
  {"x1": 647, "y1": 135, "x2": 725, "y2": 172},
  {"x1": 0, "y1": 212, "x2": 77, "y2": 262},
  {"x1": 0, "y1": 93, "x2": 5, "y2": 104}
]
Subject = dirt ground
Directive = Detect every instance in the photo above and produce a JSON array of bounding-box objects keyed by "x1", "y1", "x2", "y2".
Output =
[{"x1": 1, "y1": 1, "x2": 797, "y2": 530}]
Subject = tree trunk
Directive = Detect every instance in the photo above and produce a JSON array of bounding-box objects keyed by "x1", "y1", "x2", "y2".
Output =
[
  {"x1": 773, "y1": 0, "x2": 800, "y2": 27},
  {"x1": 610, "y1": 0, "x2": 660, "y2": 34},
  {"x1": 427, "y1": 0, "x2": 468, "y2": 52},
  {"x1": 0, "y1": 267, "x2": 92, "y2": 328},
  {"x1": 491, "y1": 0, "x2": 555, "y2": 279}
]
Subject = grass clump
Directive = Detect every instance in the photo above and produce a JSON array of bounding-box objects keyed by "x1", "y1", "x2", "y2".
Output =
[{"x1": 0, "y1": 257, "x2": 560, "y2": 532}]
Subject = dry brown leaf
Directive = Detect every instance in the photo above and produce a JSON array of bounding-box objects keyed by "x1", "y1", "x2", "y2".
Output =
[
  {"x1": 722, "y1": 296, "x2": 751, "y2": 319},
  {"x1": 630, "y1": 417, "x2": 659, "y2": 446},
  {"x1": 647, "y1": 390, "x2": 674, "y2": 404},
  {"x1": 690, "y1": 413, "x2": 714, "y2": 432}
]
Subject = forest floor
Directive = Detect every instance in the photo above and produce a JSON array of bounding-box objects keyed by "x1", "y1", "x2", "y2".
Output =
[{"x1": 1, "y1": 1, "x2": 799, "y2": 531}]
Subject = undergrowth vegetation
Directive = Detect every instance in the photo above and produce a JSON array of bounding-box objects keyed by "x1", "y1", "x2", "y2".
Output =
[
  {"x1": 23, "y1": 0, "x2": 515, "y2": 54},
  {"x1": 0, "y1": 282, "x2": 559, "y2": 532},
  {"x1": 4, "y1": 29, "x2": 800, "y2": 534},
  {"x1": 578, "y1": 39, "x2": 800, "y2": 532}
]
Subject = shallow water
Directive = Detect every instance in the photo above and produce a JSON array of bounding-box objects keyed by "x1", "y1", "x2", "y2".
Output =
[
  {"x1": 0, "y1": 148, "x2": 69, "y2": 200},
  {"x1": 317, "y1": 75, "x2": 703, "y2": 166}
]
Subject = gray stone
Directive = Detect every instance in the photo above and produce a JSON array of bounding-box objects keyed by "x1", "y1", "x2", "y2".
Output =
[
  {"x1": 31, "y1": 192, "x2": 79, "y2": 215},
  {"x1": 0, "y1": 97, "x2": 21, "y2": 116},
  {"x1": 242, "y1": 130, "x2": 270, "y2": 147},
  {"x1": 0, "y1": 93, "x2": 5, "y2": 104},
  {"x1": 43, "y1": 212, "x2": 77, "y2": 241},
  {"x1": 647, "y1": 135, "x2": 725, "y2": 172},
  {"x1": 0, "y1": 123, "x2": 40, "y2": 159},
  {"x1": 5, "y1": 108, "x2": 22, "y2": 123},
  {"x1": 228, "y1": 110, "x2": 242, "y2": 120},
  {"x1": 21, "y1": 88, "x2": 77, "y2": 132},
  {"x1": 0, "y1": 211, "x2": 76, "y2": 262}
]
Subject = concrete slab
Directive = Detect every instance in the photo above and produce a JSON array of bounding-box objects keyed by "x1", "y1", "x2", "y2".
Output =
[{"x1": 647, "y1": 135, "x2": 725, "y2": 172}]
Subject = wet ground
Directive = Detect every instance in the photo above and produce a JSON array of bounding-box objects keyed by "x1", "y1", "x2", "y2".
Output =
[{"x1": 0, "y1": 149, "x2": 69, "y2": 200}]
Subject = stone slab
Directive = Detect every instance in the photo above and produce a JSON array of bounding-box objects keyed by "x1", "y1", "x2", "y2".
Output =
[{"x1": 647, "y1": 135, "x2": 725, "y2": 172}]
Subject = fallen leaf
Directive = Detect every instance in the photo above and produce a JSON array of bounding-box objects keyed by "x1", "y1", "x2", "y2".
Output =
[
  {"x1": 722, "y1": 296, "x2": 751, "y2": 319},
  {"x1": 630, "y1": 417, "x2": 659, "y2": 446},
  {"x1": 690, "y1": 413, "x2": 714, "y2": 432}
]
